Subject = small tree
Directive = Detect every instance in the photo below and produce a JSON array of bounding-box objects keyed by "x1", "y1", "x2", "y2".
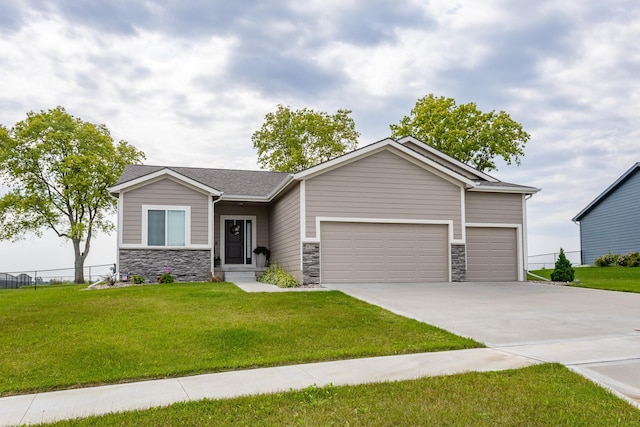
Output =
[
  {"x1": 0, "y1": 107, "x2": 145, "y2": 283},
  {"x1": 550, "y1": 248, "x2": 575, "y2": 282}
]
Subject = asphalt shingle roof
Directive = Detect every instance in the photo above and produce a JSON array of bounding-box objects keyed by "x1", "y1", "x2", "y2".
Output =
[{"x1": 115, "y1": 165, "x2": 292, "y2": 198}]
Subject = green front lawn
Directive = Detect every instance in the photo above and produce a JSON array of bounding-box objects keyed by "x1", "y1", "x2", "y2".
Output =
[
  {"x1": 0, "y1": 282, "x2": 480, "y2": 396},
  {"x1": 529, "y1": 266, "x2": 640, "y2": 293},
  {"x1": 44, "y1": 364, "x2": 640, "y2": 426}
]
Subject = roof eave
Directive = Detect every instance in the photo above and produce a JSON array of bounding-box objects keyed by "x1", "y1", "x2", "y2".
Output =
[
  {"x1": 468, "y1": 186, "x2": 541, "y2": 194},
  {"x1": 109, "y1": 168, "x2": 222, "y2": 196}
]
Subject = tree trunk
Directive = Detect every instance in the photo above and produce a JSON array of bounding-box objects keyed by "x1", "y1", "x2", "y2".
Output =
[{"x1": 73, "y1": 239, "x2": 85, "y2": 284}]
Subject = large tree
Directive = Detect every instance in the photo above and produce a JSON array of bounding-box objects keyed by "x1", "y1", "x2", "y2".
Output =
[
  {"x1": 0, "y1": 107, "x2": 145, "y2": 283},
  {"x1": 252, "y1": 104, "x2": 359, "y2": 172},
  {"x1": 390, "y1": 94, "x2": 529, "y2": 172}
]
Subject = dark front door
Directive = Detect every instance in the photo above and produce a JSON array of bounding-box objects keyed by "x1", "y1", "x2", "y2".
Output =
[{"x1": 225, "y1": 219, "x2": 245, "y2": 264}]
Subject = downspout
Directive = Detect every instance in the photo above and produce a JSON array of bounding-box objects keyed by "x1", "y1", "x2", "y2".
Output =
[{"x1": 211, "y1": 194, "x2": 223, "y2": 276}]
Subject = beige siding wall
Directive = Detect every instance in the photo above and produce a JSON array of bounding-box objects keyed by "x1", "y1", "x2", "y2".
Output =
[
  {"x1": 122, "y1": 178, "x2": 209, "y2": 245},
  {"x1": 213, "y1": 204, "x2": 270, "y2": 258},
  {"x1": 305, "y1": 149, "x2": 463, "y2": 239},
  {"x1": 269, "y1": 184, "x2": 301, "y2": 276},
  {"x1": 466, "y1": 192, "x2": 523, "y2": 224}
]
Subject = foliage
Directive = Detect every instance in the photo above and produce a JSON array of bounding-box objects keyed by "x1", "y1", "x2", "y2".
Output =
[
  {"x1": 131, "y1": 275, "x2": 145, "y2": 284},
  {"x1": 257, "y1": 263, "x2": 300, "y2": 288},
  {"x1": 0, "y1": 282, "x2": 479, "y2": 395},
  {"x1": 529, "y1": 267, "x2": 640, "y2": 293},
  {"x1": 0, "y1": 107, "x2": 145, "y2": 283},
  {"x1": 595, "y1": 252, "x2": 640, "y2": 267},
  {"x1": 252, "y1": 104, "x2": 359, "y2": 172},
  {"x1": 550, "y1": 248, "x2": 575, "y2": 282},
  {"x1": 253, "y1": 246, "x2": 270, "y2": 258},
  {"x1": 390, "y1": 94, "x2": 529, "y2": 172},
  {"x1": 158, "y1": 266, "x2": 175, "y2": 283},
  {"x1": 42, "y1": 364, "x2": 640, "y2": 426}
]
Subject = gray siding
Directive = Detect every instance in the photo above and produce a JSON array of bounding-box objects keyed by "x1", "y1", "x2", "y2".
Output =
[
  {"x1": 580, "y1": 171, "x2": 640, "y2": 264},
  {"x1": 122, "y1": 178, "x2": 209, "y2": 245},
  {"x1": 305, "y1": 149, "x2": 463, "y2": 239},
  {"x1": 213, "y1": 204, "x2": 270, "y2": 259},
  {"x1": 269, "y1": 184, "x2": 301, "y2": 277},
  {"x1": 466, "y1": 192, "x2": 523, "y2": 224}
]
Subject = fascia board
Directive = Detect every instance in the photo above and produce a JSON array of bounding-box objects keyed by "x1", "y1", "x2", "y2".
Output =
[
  {"x1": 397, "y1": 136, "x2": 499, "y2": 182},
  {"x1": 468, "y1": 186, "x2": 540, "y2": 194},
  {"x1": 109, "y1": 168, "x2": 222, "y2": 196}
]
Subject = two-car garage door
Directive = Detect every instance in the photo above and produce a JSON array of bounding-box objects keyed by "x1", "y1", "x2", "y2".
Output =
[{"x1": 321, "y1": 222, "x2": 448, "y2": 283}]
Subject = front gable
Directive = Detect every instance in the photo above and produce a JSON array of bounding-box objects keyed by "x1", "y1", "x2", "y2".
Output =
[{"x1": 302, "y1": 147, "x2": 464, "y2": 240}]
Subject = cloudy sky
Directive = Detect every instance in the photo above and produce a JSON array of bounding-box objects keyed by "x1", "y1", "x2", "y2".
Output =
[{"x1": 1, "y1": 0, "x2": 639, "y2": 275}]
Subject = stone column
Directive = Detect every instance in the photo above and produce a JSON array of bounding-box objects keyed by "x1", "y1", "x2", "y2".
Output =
[
  {"x1": 451, "y1": 244, "x2": 466, "y2": 282},
  {"x1": 302, "y1": 242, "x2": 320, "y2": 285}
]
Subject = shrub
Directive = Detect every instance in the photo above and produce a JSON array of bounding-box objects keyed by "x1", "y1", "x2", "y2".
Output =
[
  {"x1": 595, "y1": 252, "x2": 617, "y2": 267},
  {"x1": 257, "y1": 264, "x2": 300, "y2": 288},
  {"x1": 131, "y1": 275, "x2": 145, "y2": 284},
  {"x1": 158, "y1": 266, "x2": 175, "y2": 283},
  {"x1": 550, "y1": 248, "x2": 575, "y2": 282}
]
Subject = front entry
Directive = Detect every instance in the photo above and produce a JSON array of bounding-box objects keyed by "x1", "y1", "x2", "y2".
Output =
[{"x1": 223, "y1": 218, "x2": 254, "y2": 265}]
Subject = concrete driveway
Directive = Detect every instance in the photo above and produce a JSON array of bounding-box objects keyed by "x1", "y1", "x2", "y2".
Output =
[{"x1": 324, "y1": 281, "x2": 640, "y2": 407}]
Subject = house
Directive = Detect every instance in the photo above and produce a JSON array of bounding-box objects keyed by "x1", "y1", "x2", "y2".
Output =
[
  {"x1": 109, "y1": 137, "x2": 539, "y2": 284},
  {"x1": 572, "y1": 162, "x2": 640, "y2": 265}
]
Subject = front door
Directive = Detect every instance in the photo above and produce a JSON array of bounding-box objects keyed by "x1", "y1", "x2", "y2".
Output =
[{"x1": 225, "y1": 219, "x2": 245, "y2": 264}]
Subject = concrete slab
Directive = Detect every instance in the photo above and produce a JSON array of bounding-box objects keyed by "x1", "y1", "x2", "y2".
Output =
[
  {"x1": 325, "y1": 281, "x2": 640, "y2": 408},
  {"x1": 0, "y1": 394, "x2": 36, "y2": 427}
]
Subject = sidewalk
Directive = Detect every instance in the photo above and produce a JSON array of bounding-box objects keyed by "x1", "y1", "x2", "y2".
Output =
[{"x1": 0, "y1": 348, "x2": 537, "y2": 427}]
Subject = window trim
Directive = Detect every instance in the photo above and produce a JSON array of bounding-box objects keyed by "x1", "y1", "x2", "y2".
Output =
[{"x1": 142, "y1": 205, "x2": 191, "y2": 247}]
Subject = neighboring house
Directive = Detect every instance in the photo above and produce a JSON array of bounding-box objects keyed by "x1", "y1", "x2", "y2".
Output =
[
  {"x1": 109, "y1": 137, "x2": 539, "y2": 284},
  {"x1": 572, "y1": 162, "x2": 640, "y2": 265}
]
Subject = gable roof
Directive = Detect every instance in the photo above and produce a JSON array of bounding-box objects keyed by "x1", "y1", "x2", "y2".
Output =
[
  {"x1": 111, "y1": 165, "x2": 292, "y2": 198},
  {"x1": 572, "y1": 162, "x2": 640, "y2": 222},
  {"x1": 294, "y1": 137, "x2": 539, "y2": 194}
]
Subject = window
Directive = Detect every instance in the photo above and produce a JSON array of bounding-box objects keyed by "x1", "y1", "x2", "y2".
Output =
[{"x1": 146, "y1": 207, "x2": 188, "y2": 246}]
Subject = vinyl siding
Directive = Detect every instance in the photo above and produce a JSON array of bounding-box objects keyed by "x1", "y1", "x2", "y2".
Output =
[
  {"x1": 122, "y1": 178, "x2": 209, "y2": 245},
  {"x1": 465, "y1": 192, "x2": 523, "y2": 224},
  {"x1": 305, "y1": 149, "x2": 463, "y2": 239},
  {"x1": 269, "y1": 184, "x2": 301, "y2": 276},
  {"x1": 579, "y1": 171, "x2": 640, "y2": 264}
]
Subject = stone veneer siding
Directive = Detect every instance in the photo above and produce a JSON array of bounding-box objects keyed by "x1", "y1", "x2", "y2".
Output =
[
  {"x1": 302, "y1": 242, "x2": 320, "y2": 285},
  {"x1": 451, "y1": 244, "x2": 466, "y2": 282},
  {"x1": 119, "y1": 249, "x2": 211, "y2": 283}
]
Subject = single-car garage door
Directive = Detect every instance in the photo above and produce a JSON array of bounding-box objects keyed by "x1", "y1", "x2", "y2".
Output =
[
  {"x1": 466, "y1": 227, "x2": 518, "y2": 281},
  {"x1": 321, "y1": 222, "x2": 448, "y2": 283}
]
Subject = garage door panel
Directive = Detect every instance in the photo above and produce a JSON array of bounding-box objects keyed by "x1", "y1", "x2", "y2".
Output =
[
  {"x1": 321, "y1": 222, "x2": 448, "y2": 283},
  {"x1": 466, "y1": 227, "x2": 517, "y2": 281}
]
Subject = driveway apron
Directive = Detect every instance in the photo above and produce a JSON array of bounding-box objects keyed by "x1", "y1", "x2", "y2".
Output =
[{"x1": 325, "y1": 281, "x2": 640, "y2": 407}]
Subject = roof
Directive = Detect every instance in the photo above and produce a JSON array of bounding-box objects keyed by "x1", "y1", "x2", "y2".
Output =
[
  {"x1": 572, "y1": 162, "x2": 640, "y2": 222},
  {"x1": 112, "y1": 165, "x2": 292, "y2": 198},
  {"x1": 110, "y1": 137, "x2": 539, "y2": 199}
]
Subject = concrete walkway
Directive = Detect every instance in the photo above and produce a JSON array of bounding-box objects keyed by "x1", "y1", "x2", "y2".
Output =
[{"x1": 0, "y1": 349, "x2": 535, "y2": 426}]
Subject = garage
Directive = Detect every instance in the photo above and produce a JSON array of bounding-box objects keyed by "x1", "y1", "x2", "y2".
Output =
[
  {"x1": 320, "y1": 222, "x2": 449, "y2": 283},
  {"x1": 466, "y1": 227, "x2": 518, "y2": 281}
]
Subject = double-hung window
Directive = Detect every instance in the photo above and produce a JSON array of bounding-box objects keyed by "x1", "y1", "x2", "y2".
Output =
[{"x1": 144, "y1": 206, "x2": 189, "y2": 247}]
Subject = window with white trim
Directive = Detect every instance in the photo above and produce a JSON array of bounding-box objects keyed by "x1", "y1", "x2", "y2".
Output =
[{"x1": 146, "y1": 207, "x2": 188, "y2": 246}]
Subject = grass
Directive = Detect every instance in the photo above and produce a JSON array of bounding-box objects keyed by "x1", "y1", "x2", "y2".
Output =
[
  {"x1": 0, "y1": 282, "x2": 480, "y2": 396},
  {"x1": 529, "y1": 266, "x2": 640, "y2": 293},
  {"x1": 43, "y1": 364, "x2": 640, "y2": 426}
]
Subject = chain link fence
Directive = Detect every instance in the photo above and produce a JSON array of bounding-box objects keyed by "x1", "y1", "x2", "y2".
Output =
[
  {"x1": 0, "y1": 263, "x2": 115, "y2": 289},
  {"x1": 528, "y1": 251, "x2": 582, "y2": 270}
]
